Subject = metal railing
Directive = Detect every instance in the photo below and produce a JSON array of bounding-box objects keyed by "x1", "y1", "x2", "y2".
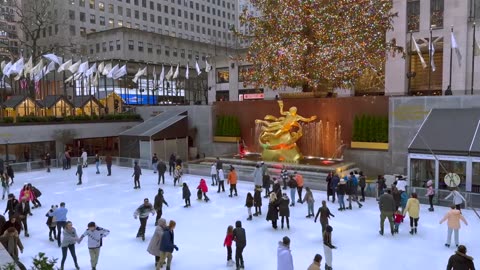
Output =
[{"x1": 410, "y1": 186, "x2": 480, "y2": 209}]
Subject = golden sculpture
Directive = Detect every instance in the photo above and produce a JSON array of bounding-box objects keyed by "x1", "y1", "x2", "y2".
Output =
[{"x1": 255, "y1": 100, "x2": 317, "y2": 162}]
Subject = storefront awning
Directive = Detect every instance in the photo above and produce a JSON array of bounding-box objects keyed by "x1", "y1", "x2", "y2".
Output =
[{"x1": 408, "y1": 108, "x2": 480, "y2": 156}]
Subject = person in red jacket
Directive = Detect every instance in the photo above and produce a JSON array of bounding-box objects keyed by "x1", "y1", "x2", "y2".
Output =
[
  {"x1": 393, "y1": 210, "x2": 404, "y2": 234},
  {"x1": 224, "y1": 225, "x2": 234, "y2": 266},
  {"x1": 197, "y1": 179, "x2": 210, "y2": 202}
]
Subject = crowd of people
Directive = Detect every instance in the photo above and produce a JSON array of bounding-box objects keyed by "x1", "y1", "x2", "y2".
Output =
[{"x1": 0, "y1": 153, "x2": 477, "y2": 270}]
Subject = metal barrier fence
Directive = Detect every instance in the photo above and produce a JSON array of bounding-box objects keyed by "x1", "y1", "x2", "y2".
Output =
[{"x1": 410, "y1": 187, "x2": 480, "y2": 209}]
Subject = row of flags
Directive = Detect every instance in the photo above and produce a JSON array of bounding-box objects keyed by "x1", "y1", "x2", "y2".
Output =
[
  {"x1": 412, "y1": 31, "x2": 473, "y2": 71},
  {"x1": 0, "y1": 53, "x2": 214, "y2": 89}
]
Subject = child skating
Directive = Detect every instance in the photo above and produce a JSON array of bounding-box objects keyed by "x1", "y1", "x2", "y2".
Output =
[
  {"x1": 253, "y1": 187, "x2": 262, "y2": 217},
  {"x1": 245, "y1": 193, "x2": 254, "y2": 220},
  {"x1": 182, "y1": 183, "x2": 191, "y2": 207},
  {"x1": 393, "y1": 210, "x2": 404, "y2": 234},
  {"x1": 197, "y1": 179, "x2": 210, "y2": 202},
  {"x1": 223, "y1": 225, "x2": 234, "y2": 266}
]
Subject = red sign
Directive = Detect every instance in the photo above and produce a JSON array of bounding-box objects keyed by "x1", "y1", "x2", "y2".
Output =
[{"x1": 242, "y1": 93, "x2": 264, "y2": 100}]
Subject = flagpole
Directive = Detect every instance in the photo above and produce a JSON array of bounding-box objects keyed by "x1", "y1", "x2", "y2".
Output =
[
  {"x1": 146, "y1": 62, "x2": 150, "y2": 105},
  {"x1": 472, "y1": 22, "x2": 476, "y2": 95},
  {"x1": 428, "y1": 27, "x2": 432, "y2": 93},
  {"x1": 448, "y1": 26, "x2": 454, "y2": 91},
  {"x1": 408, "y1": 31, "x2": 413, "y2": 95}
]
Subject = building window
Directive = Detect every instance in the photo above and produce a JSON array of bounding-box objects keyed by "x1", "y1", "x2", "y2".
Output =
[
  {"x1": 128, "y1": 40, "x2": 134, "y2": 50},
  {"x1": 150, "y1": 1, "x2": 154, "y2": 10},
  {"x1": 150, "y1": 14, "x2": 155, "y2": 23},
  {"x1": 156, "y1": 46, "x2": 161, "y2": 55},
  {"x1": 99, "y1": 16, "x2": 105, "y2": 25},
  {"x1": 80, "y1": 27, "x2": 86, "y2": 36},
  {"x1": 430, "y1": 0, "x2": 444, "y2": 29},
  {"x1": 147, "y1": 43, "x2": 153, "y2": 53},
  {"x1": 165, "y1": 17, "x2": 169, "y2": 25},
  {"x1": 116, "y1": 40, "x2": 121, "y2": 50},
  {"x1": 165, "y1": 46, "x2": 170, "y2": 56},
  {"x1": 143, "y1": 12, "x2": 147, "y2": 21},
  {"x1": 135, "y1": 10, "x2": 139, "y2": 19},
  {"x1": 217, "y1": 68, "x2": 229, "y2": 83},
  {"x1": 98, "y1": 1, "x2": 104, "y2": 11},
  {"x1": 180, "y1": 49, "x2": 185, "y2": 58},
  {"x1": 126, "y1": 8, "x2": 131, "y2": 17},
  {"x1": 157, "y1": 3, "x2": 161, "y2": 11},
  {"x1": 102, "y1": 42, "x2": 107, "y2": 52},
  {"x1": 109, "y1": 41, "x2": 114, "y2": 51},
  {"x1": 80, "y1": 12, "x2": 86, "y2": 22},
  {"x1": 138, "y1": 41, "x2": 144, "y2": 52},
  {"x1": 126, "y1": 22, "x2": 131, "y2": 28},
  {"x1": 158, "y1": 16, "x2": 162, "y2": 24},
  {"x1": 142, "y1": 0, "x2": 146, "y2": 8},
  {"x1": 108, "y1": 18, "x2": 114, "y2": 27},
  {"x1": 79, "y1": 0, "x2": 85, "y2": 7},
  {"x1": 238, "y1": 65, "x2": 254, "y2": 82},
  {"x1": 69, "y1": 10, "x2": 75, "y2": 20},
  {"x1": 90, "y1": 14, "x2": 96, "y2": 23},
  {"x1": 118, "y1": 6, "x2": 123, "y2": 15},
  {"x1": 96, "y1": 43, "x2": 100, "y2": 52},
  {"x1": 118, "y1": 20, "x2": 123, "y2": 27},
  {"x1": 90, "y1": 0, "x2": 95, "y2": 9},
  {"x1": 173, "y1": 48, "x2": 178, "y2": 57},
  {"x1": 108, "y1": 4, "x2": 114, "y2": 13}
]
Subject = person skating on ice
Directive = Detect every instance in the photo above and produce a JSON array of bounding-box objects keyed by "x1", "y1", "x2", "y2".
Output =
[
  {"x1": 393, "y1": 210, "x2": 404, "y2": 234},
  {"x1": 77, "y1": 221, "x2": 110, "y2": 270},
  {"x1": 403, "y1": 192, "x2": 420, "y2": 235},
  {"x1": 378, "y1": 189, "x2": 396, "y2": 236},
  {"x1": 158, "y1": 220, "x2": 179, "y2": 270},
  {"x1": 154, "y1": 188, "x2": 169, "y2": 225},
  {"x1": 152, "y1": 153, "x2": 159, "y2": 174},
  {"x1": 0, "y1": 227, "x2": 25, "y2": 270},
  {"x1": 27, "y1": 183, "x2": 42, "y2": 209},
  {"x1": 75, "y1": 159, "x2": 83, "y2": 185},
  {"x1": 446, "y1": 245, "x2": 475, "y2": 270},
  {"x1": 105, "y1": 154, "x2": 113, "y2": 176},
  {"x1": 217, "y1": 168, "x2": 226, "y2": 193},
  {"x1": 308, "y1": 254, "x2": 322, "y2": 270},
  {"x1": 4, "y1": 193, "x2": 19, "y2": 220},
  {"x1": 132, "y1": 161, "x2": 142, "y2": 189},
  {"x1": 245, "y1": 192, "x2": 254, "y2": 220},
  {"x1": 425, "y1": 180, "x2": 435, "y2": 212},
  {"x1": 0, "y1": 216, "x2": 21, "y2": 235},
  {"x1": 1, "y1": 172, "x2": 11, "y2": 200},
  {"x1": 279, "y1": 193, "x2": 290, "y2": 230},
  {"x1": 147, "y1": 218, "x2": 167, "y2": 268},
  {"x1": 228, "y1": 166, "x2": 238, "y2": 197},
  {"x1": 173, "y1": 165, "x2": 182, "y2": 187},
  {"x1": 336, "y1": 179, "x2": 347, "y2": 211},
  {"x1": 18, "y1": 184, "x2": 35, "y2": 213},
  {"x1": 44, "y1": 152, "x2": 51, "y2": 173},
  {"x1": 6, "y1": 164, "x2": 14, "y2": 186},
  {"x1": 287, "y1": 175, "x2": 297, "y2": 207},
  {"x1": 277, "y1": 236, "x2": 294, "y2": 270},
  {"x1": 45, "y1": 205, "x2": 57, "y2": 242},
  {"x1": 133, "y1": 198, "x2": 155, "y2": 240},
  {"x1": 224, "y1": 225, "x2": 235, "y2": 266},
  {"x1": 358, "y1": 171, "x2": 366, "y2": 202},
  {"x1": 440, "y1": 205, "x2": 468, "y2": 248},
  {"x1": 94, "y1": 154, "x2": 101, "y2": 174},
  {"x1": 233, "y1": 220, "x2": 246, "y2": 270},
  {"x1": 168, "y1": 153, "x2": 176, "y2": 176},
  {"x1": 303, "y1": 187, "x2": 315, "y2": 218},
  {"x1": 314, "y1": 200, "x2": 335, "y2": 233},
  {"x1": 280, "y1": 165, "x2": 289, "y2": 190},
  {"x1": 59, "y1": 221, "x2": 80, "y2": 270},
  {"x1": 253, "y1": 187, "x2": 262, "y2": 217},
  {"x1": 444, "y1": 187, "x2": 466, "y2": 211},
  {"x1": 295, "y1": 171, "x2": 304, "y2": 203},
  {"x1": 323, "y1": 225, "x2": 336, "y2": 270},
  {"x1": 15, "y1": 197, "x2": 30, "y2": 237},
  {"x1": 253, "y1": 163, "x2": 263, "y2": 189},
  {"x1": 345, "y1": 173, "x2": 362, "y2": 209},
  {"x1": 51, "y1": 202, "x2": 68, "y2": 247},
  {"x1": 210, "y1": 163, "x2": 218, "y2": 186},
  {"x1": 272, "y1": 178, "x2": 282, "y2": 199},
  {"x1": 81, "y1": 148, "x2": 88, "y2": 168},
  {"x1": 197, "y1": 179, "x2": 210, "y2": 202},
  {"x1": 157, "y1": 159, "x2": 167, "y2": 185},
  {"x1": 266, "y1": 192, "x2": 280, "y2": 229},
  {"x1": 182, "y1": 182, "x2": 191, "y2": 207}
]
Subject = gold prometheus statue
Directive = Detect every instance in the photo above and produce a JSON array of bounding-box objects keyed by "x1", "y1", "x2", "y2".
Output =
[{"x1": 255, "y1": 100, "x2": 317, "y2": 162}]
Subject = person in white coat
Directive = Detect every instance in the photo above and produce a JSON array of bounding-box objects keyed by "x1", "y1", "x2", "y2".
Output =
[
  {"x1": 253, "y1": 164, "x2": 263, "y2": 188},
  {"x1": 277, "y1": 236, "x2": 294, "y2": 270},
  {"x1": 147, "y1": 218, "x2": 167, "y2": 268},
  {"x1": 444, "y1": 188, "x2": 466, "y2": 210},
  {"x1": 81, "y1": 149, "x2": 88, "y2": 168},
  {"x1": 210, "y1": 163, "x2": 218, "y2": 186}
]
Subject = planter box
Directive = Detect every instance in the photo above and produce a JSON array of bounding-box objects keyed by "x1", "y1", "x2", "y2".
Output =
[
  {"x1": 351, "y1": 141, "x2": 388, "y2": 150},
  {"x1": 213, "y1": 136, "x2": 241, "y2": 143}
]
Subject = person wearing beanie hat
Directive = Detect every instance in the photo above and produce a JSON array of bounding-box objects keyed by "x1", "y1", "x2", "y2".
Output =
[
  {"x1": 307, "y1": 254, "x2": 322, "y2": 270},
  {"x1": 233, "y1": 220, "x2": 246, "y2": 270},
  {"x1": 154, "y1": 189, "x2": 169, "y2": 226},
  {"x1": 132, "y1": 160, "x2": 142, "y2": 189},
  {"x1": 323, "y1": 225, "x2": 336, "y2": 270},
  {"x1": 447, "y1": 245, "x2": 475, "y2": 270},
  {"x1": 426, "y1": 180, "x2": 435, "y2": 212},
  {"x1": 277, "y1": 236, "x2": 293, "y2": 270},
  {"x1": 133, "y1": 198, "x2": 155, "y2": 240}
]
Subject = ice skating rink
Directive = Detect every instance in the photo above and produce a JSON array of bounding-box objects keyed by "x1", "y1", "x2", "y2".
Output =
[{"x1": 1, "y1": 165, "x2": 478, "y2": 269}]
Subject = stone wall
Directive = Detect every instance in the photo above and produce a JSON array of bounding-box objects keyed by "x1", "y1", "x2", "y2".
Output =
[{"x1": 343, "y1": 149, "x2": 389, "y2": 176}]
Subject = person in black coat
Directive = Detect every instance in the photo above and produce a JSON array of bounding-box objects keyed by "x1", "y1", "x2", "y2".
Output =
[
  {"x1": 159, "y1": 220, "x2": 178, "y2": 270},
  {"x1": 6, "y1": 164, "x2": 14, "y2": 185},
  {"x1": 75, "y1": 160, "x2": 83, "y2": 185},
  {"x1": 266, "y1": 193, "x2": 279, "y2": 229},
  {"x1": 326, "y1": 172, "x2": 333, "y2": 201},
  {"x1": 182, "y1": 183, "x2": 191, "y2": 207},
  {"x1": 253, "y1": 187, "x2": 262, "y2": 216},
  {"x1": 233, "y1": 220, "x2": 246, "y2": 270},
  {"x1": 446, "y1": 245, "x2": 475, "y2": 270},
  {"x1": 0, "y1": 216, "x2": 21, "y2": 235},
  {"x1": 154, "y1": 189, "x2": 169, "y2": 225},
  {"x1": 0, "y1": 214, "x2": 5, "y2": 230},
  {"x1": 28, "y1": 184, "x2": 42, "y2": 208},
  {"x1": 44, "y1": 153, "x2": 51, "y2": 173},
  {"x1": 168, "y1": 154, "x2": 176, "y2": 176},
  {"x1": 132, "y1": 161, "x2": 142, "y2": 189},
  {"x1": 262, "y1": 174, "x2": 271, "y2": 198},
  {"x1": 3, "y1": 194, "x2": 18, "y2": 219},
  {"x1": 278, "y1": 193, "x2": 290, "y2": 230},
  {"x1": 15, "y1": 198, "x2": 30, "y2": 237},
  {"x1": 152, "y1": 154, "x2": 159, "y2": 173},
  {"x1": 157, "y1": 160, "x2": 167, "y2": 185},
  {"x1": 272, "y1": 178, "x2": 282, "y2": 199},
  {"x1": 336, "y1": 181, "x2": 347, "y2": 211}
]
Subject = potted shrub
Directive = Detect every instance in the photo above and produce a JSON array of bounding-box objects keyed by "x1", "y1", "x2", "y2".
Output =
[
  {"x1": 214, "y1": 115, "x2": 241, "y2": 143},
  {"x1": 350, "y1": 114, "x2": 389, "y2": 150}
]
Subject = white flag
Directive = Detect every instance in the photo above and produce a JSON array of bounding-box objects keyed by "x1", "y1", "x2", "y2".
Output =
[
  {"x1": 113, "y1": 65, "x2": 127, "y2": 79},
  {"x1": 152, "y1": 66, "x2": 157, "y2": 87},
  {"x1": 451, "y1": 32, "x2": 462, "y2": 66},
  {"x1": 185, "y1": 63, "x2": 189, "y2": 79},
  {"x1": 85, "y1": 63, "x2": 97, "y2": 77},
  {"x1": 30, "y1": 60, "x2": 44, "y2": 79},
  {"x1": 173, "y1": 64, "x2": 179, "y2": 79},
  {"x1": 107, "y1": 64, "x2": 119, "y2": 78},
  {"x1": 165, "y1": 65, "x2": 173, "y2": 80},
  {"x1": 159, "y1": 65, "x2": 165, "y2": 82},
  {"x1": 43, "y1": 53, "x2": 63, "y2": 65},
  {"x1": 475, "y1": 39, "x2": 480, "y2": 56},
  {"x1": 76, "y1": 61, "x2": 89, "y2": 75},
  {"x1": 429, "y1": 38, "x2": 436, "y2": 72},
  {"x1": 205, "y1": 60, "x2": 212, "y2": 72},
  {"x1": 10, "y1": 57, "x2": 24, "y2": 75},
  {"x1": 102, "y1": 63, "x2": 112, "y2": 76},
  {"x1": 45, "y1": 61, "x2": 56, "y2": 74},
  {"x1": 2, "y1": 61, "x2": 13, "y2": 77},
  {"x1": 33, "y1": 68, "x2": 46, "y2": 82},
  {"x1": 0, "y1": 61, "x2": 5, "y2": 71},
  {"x1": 68, "y1": 60, "x2": 81, "y2": 73},
  {"x1": 57, "y1": 59, "x2": 72, "y2": 73},
  {"x1": 195, "y1": 61, "x2": 201, "y2": 76},
  {"x1": 412, "y1": 36, "x2": 427, "y2": 69},
  {"x1": 132, "y1": 67, "x2": 147, "y2": 83},
  {"x1": 98, "y1": 62, "x2": 105, "y2": 74}
]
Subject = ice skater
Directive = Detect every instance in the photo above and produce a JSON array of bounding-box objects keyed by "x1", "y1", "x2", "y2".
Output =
[
  {"x1": 233, "y1": 220, "x2": 246, "y2": 270},
  {"x1": 210, "y1": 163, "x2": 218, "y2": 186},
  {"x1": 228, "y1": 166, "x2": 238, "y2": 197},
  {"x1": 182, "y1": 182, "x2": 191, "y2": 207},
  {"x1": 280, "y1": 165, "x2": 289, "y2": 190},
  {"x1": 157, "y1": 159, "x2": 167, "y2": 185},
  {"x1": 158, "y1": 220, "x2": 179, "y2": 270},
  {"x1": 6, "y1": 164, "x2": 14, "y2": 185},
  {"x1": 81, "y1": 148, "x2": 88, "y2": 168},
  {"x1": 77, "y1": 222, "x2": 110, "y2": 270},
  {"x1": 287, "y1": 175, "x2": 297, "y2": 207},
  {"x1": 314, "y1": 200, "x2": 335, "y2": 233},
  {"x1": 266, "y1": 192, "x2": 279, "y2": 229},
  {"x1": 105, "y1": 154, "x2": 113, "y2": 176},
  {"x1": 51, "y1": 202, "x2": 68, "y2": 247},
  {"x1": 303, "y1": 187, "x2": 315, "y2": 218},
  {"x1": 44, "y1": 152, "x2": 51, "y2": 173},
  {"x1": 154, "y1": 188, "x2": 169, "y2": 225},
  {"x1": 403, "y1": 193, "x2": 420, "y2": 235},
  {"x1": 133, "y1": 198, "x2": 155, "y2": 240},
  {"x1": 245, "y1": 192, "x2": 253, "y2": 220},
  {"x1": 75, "y1": 159, "x2": 83, "y2": 185},
  {"x1": 152, "y1": 153, "x2": 159, "y2": 173},
  {"x1": 60, "y1": 221, "x2": 80, "y2": 270},
  {"x1": 45, "y1": 205, "x2": 57, "y2": 242},
  {"x1": 147, "y1": 218, "x2": 167, "y2": 268},
  {"x1": 217, "y1": 168, "x2": 225, "y2": 193},
  {"x1": 1, "y1": 172, "x2": 11, "y2": 200},
  {"x1": 323, "y1": 225, "x2": 336, "y2": 270},
  {"x1": 425, "y1": 180, "x2": 435, "y2": 212},
  {"x1": 279, "y1": 193, "x2": 290, "y2": 230},
  {"x1": 440, "y1": 205, "x2": 468, "y2": 248},
  {"x1": 253, "y1": 187, "x2": 262, "y2": 217},
  {"x1": 197, "y1": 179, "x2": 210, "y2": 202},
  {"x1": 393, "y1": 210, "x2": 404, "y2": 234},
  {"x1": 277, "y1": 236, "x2": 293, "y2": 270},
  {"x1": 444, "y1": 188, "x2": 466, "y2": 211},
  {"x1": 224, "y1": 225, "x2": 234, "y2": 266},
  {"x1": 15, "y1": 197, "x2": 30, "y2": 237},
  {"x1": 173, "y1": 165, "x2": 182, "y2": 186},
  {"x1": 132, "y1": 161, "x2": 142, "y2": 189},
  {"x1": 378, "y1": 189, "x2": 396, "y2": 236},
  {"x1": 94, "y1": 154, "x2": 101, "y2": 174}
]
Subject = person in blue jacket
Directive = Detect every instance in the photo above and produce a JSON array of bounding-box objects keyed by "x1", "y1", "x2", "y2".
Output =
[{"x1": 158, "y1": 220, "x2": 178, "y2": 270}]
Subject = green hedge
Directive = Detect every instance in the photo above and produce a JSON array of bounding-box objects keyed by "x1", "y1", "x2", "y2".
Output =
[
  {"x1": 352, "y1": 114, "x2": 388, "y2": 143},
  {"x1": 215, "y1": 115, "x2": 241, "y2": 137}
]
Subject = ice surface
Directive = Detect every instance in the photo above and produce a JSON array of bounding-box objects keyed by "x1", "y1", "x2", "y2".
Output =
[{"x1": 1, "y1": 165, "x2": 478, "y2": 270}]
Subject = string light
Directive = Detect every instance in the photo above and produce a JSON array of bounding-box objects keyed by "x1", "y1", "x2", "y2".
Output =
[{"x1": 238, "y1": 0, "x2": 401, "y2": 92}]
